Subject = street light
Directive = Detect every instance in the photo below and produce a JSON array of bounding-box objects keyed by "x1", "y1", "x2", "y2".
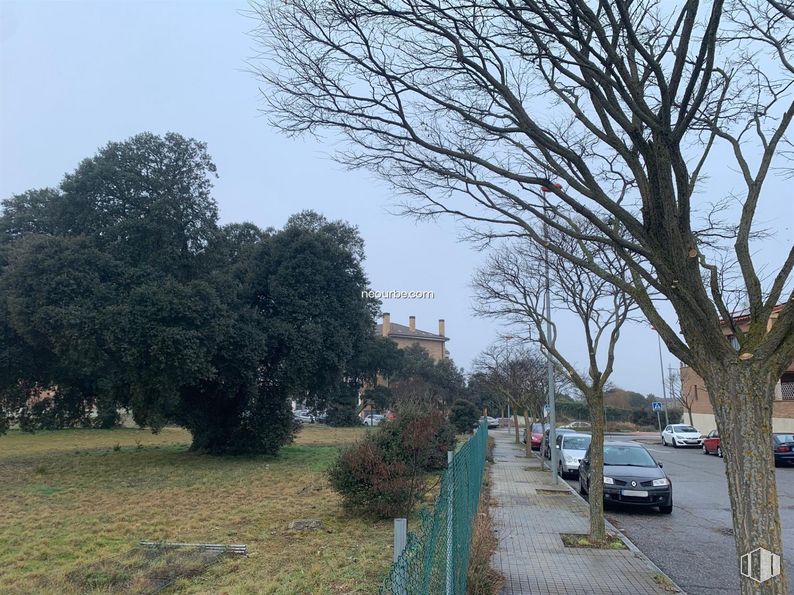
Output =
[
  {"x1": 541, "y1": 183, "x2": 559, "y2": 485},
  {"x1": 657, "y1": 334, "x2": 670, "y2": 427}
]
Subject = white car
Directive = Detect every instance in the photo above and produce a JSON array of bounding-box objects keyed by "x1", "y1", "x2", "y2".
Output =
[
  {"x1": 477, "y1": 416, "x2": 500, "y2": 429},
  {"x1": 554, "y1": 432, "x2": 592, "y2": 477},
  {"x1": 662, "y1": 424, "x2": 703, "y2": 448},
  {"x1": 293, "y1": 410, "x2": 315, "y2": 423},
  {"x1": 364, "y1": 414, "x2": 385, "y2": 426}
]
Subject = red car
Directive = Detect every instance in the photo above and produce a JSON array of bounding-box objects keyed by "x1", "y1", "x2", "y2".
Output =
[
  {"x1": 702, "y1": 430, "x2": 722, "y2": 457},
  {"x1": 521, "y1": 423, "x2": 549, "y2": 450}
]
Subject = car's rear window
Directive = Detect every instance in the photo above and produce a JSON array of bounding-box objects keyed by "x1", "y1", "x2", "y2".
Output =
[{"x1": 774, "y1": 434, "x2": 794, "y2": 443}]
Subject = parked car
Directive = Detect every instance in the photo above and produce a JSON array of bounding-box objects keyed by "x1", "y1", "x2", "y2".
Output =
[
  {"x1": 542, "y1": 428, "x2": 577, "y2": 459},
  {"x1": 579, "y1": 441, "x2": 673, "y2": 514},
  {"x1": 364, "y1": 414, "x2": 385, "y2": 426},
  {"x1": 293, "y1": 410, "x2": 315, "y2": 424},
  {"x1": 567, "y1": 421, "x2": 592, "y2": 431},
  {"x1": 553, "y1": 432, "x2": 591, "y2": 477},
  {"x1": 521, "y1": 423, "x2": 549, "y2": 450},
  {"x1": 774, "y1": 433, "x2": 794, "y2": 466},
  {"x1": 702, "y1": 429, "x2": 722, "y2": 457},
  {"x1": 661, "y1": 424, "x2": 703, "y2": 448},
  {"x1": 476, "y1": 416, "x2": 500, "y2": 429}
]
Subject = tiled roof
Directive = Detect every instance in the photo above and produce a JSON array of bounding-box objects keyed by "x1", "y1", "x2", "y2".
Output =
[
  {"x1": 720, "y1": 303, "x2": 787, "y2": 325},
  {"x1": 376, "y1": 322, "x2": 448, "y2": 342}
]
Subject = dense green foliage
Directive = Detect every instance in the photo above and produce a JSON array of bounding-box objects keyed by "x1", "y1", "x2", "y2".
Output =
[
  {"x1": 389, "y1": 344, "x2": 466, "y2": 408},
  {"x1": 450, "y1": 399, "x2": 480, "y2": 434},
  {"x1": 0, "y1": 133, "x2": 377, "y2": 453}
]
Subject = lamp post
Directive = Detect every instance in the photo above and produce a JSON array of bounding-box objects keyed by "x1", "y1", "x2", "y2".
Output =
[
  {"x1": 657, "y1": 335, "x2": 670, "y2": 427},
  {"x1": 541, "y1": 184, "x2": 559, "y2": 484}
]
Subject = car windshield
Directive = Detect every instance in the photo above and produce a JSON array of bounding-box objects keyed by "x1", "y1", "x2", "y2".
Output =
[
  {"x1": 675, "y1": 426, "x2": 698, "y2": 433},
  {"x1": 532, "y1": 423, "x2": 549, "y2": 432},
  {"x1": 603, "y1": 445, "x2": 657, "y2": 467},
  {"x1": 774, "y1": 434, "x2": 794, "y2": 443},
  {"x1": 563, "y1": 436, "x2": 591, "y2": 450}
]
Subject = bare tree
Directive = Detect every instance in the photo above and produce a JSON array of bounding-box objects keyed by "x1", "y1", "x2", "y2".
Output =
[
  {"x1": 473, "y1": 222, "x2": 636, "y2": 542},
  {"x1": 668, "y1": 367, "x2": 697, "y2": 426},
  {"x1": 474, "y1": 341, "x2": 547, "y2": 456},
  {"x1": 255, "y1": 2, "x2": 794, "y2": 590}
]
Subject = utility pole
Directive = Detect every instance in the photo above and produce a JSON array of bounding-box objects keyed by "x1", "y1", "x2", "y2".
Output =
[
  {"x1": 542, "y1": 185, "x2": 558, "y2": 485},
  {"x1": 657, "y1": 335, "x2": 669, "y2": 427}
]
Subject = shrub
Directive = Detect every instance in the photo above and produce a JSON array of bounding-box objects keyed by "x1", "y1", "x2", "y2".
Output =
[
  {"x1": 375, "y1": 401, "x2": 456, "y2": 471},
  {"x1": 328, "y1": 401, "x2": 457, "y2": 518},
  {"x1": 327, "y1": 436, "x2": 413, "y2": 518},
  {"x1": 450, "y1": 399, "x2": 480, "y2": 434}
]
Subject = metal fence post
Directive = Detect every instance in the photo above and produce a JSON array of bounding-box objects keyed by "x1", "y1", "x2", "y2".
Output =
[
  {"x1": 394, "y1": 518, "x2": 407, "y2": 563},
  {"x1": 445, "y1": 450, "x2": 454, "y2": 595}
]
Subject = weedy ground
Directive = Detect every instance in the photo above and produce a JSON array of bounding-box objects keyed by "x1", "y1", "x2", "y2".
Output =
[{"x1": 0, "y1": 424, "x2": 393, "y2": 594}]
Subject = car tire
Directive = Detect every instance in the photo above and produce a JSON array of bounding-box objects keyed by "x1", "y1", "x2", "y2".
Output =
[
  {"x1": 579, "y1": 476, "x2": 586, "y2": 495},
  {"x1": 558, "y1": 461, "x2": 564, "y2": 478},
  {"x1": 702, "y1": 445, "x2": 709, "y2": 455},
  {"x1": 659, "y1": 503, "x2": 673, "y2": 514},
  {"x1": 672, "y1": 438, "x2": 678, "y2": 448},
  {"x1": 717, "y1": 446, "x2": 723, "y2": 458}
]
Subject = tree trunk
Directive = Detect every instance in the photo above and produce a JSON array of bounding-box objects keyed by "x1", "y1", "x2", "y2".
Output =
[
  {"x1": 524, "y1": 409, "x2": 531, "y2": 457},
  {"x1": 513, "y1": 412, "x2": 520, "y2": 444},
  {"x1": 704, "y1": 362, "x2": 786, "y2": 595},
  {"x1": 587, "y1": 389, "x2": 606, "y2": 543},
  {"x1": 687, "y1": 406, "x2": 694, "y2": 427}
]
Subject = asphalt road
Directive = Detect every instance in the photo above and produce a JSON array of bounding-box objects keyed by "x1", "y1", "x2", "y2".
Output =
[{"x1": 563, "y1": 438, "x2": 794, "y2": 595}]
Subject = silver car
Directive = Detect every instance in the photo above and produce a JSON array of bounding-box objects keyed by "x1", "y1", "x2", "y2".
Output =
[{"x1": 554, "y1": 432, "x2": 592, "y2": 477}]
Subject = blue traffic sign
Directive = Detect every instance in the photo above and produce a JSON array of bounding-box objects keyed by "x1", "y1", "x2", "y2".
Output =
[{"x1": 652, "y1": 402, "x2": 663, "y2": 411}]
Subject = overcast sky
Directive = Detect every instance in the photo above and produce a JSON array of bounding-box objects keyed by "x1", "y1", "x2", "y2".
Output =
[{"x1": 2, "y1": 1, "x2": 790, "y2": 398}]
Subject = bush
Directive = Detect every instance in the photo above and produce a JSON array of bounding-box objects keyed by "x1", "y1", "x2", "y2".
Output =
[
  {"x1": 375, "y1": 401, "x2": 456, "y2": 471},
  {"x1": 328, "y1": 401, "x2": 457, "y2": 518},
  {"x1": 450, "y1": 399, "x2": 480, "y2": 434},
  {"x1": 327, "y1": 436, "x2": 413, "y2": 518}
]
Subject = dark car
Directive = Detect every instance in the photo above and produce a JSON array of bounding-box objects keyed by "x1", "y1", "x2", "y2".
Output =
[
  {"x1": 774, "y1": 433, "x2": 794, "y2": 466},
  {"x1": 521, "y1": 423, "x2": 549, "y2": 450},
  {"x1": 702, "y1": 430, "x2": 721, "y2": 457},
  {"x1": 579, "y1": 441, "x2": 673, "y2": 514}
]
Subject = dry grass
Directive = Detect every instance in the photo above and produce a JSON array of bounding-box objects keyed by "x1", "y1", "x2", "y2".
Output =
[
  {"x1": 465, "y1": 464, "x2": 503, "y2": 595},
  {"x1": 560, "y1": 533, "x2": 627, "y2": 549},
  {"x1": 0, "y1": 425, "x2": 392, "y2": 594}
]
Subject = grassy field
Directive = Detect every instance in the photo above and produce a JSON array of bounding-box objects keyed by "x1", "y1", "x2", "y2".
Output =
[{"x1": 0, "y1": 424, "x2": 394, "y2": 594}]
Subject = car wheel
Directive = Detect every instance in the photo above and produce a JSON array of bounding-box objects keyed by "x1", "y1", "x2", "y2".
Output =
[
  {"x1": 659, "y1": 503, "x2": 673, "y2": 514},
  {"x1": 717, "y1": 446, "x2": 723, "y2": 458},
  {"x1": 558, "y1": 461, "x2": 564, "y2": 478},
  {"x1": 579, "y1": 476, "x2": 586, "y2": 495},
  {"x1": 672, "y1": 438, "x2": 678, "y2": 448},
  {"x1": 702, "y1": 444, "x2": 709, "y2": 455}
]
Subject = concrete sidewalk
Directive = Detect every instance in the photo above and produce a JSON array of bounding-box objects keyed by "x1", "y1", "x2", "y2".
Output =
[{"x1": 489, "y1": 429, "x2": 682, "y2": 594}]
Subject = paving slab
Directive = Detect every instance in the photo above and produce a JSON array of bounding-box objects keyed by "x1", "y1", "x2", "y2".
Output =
[{"x1": 489, "y1": 429, "x2": 684, "y2": 595}]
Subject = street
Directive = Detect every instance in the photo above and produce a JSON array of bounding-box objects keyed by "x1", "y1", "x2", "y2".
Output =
[{"x1": 564, "y1": 438, "x2": 794, "y2": 594}]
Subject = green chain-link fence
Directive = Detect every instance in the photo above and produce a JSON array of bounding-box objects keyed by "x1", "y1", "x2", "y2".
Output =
[{"x1": 380, "y1": 420, "x2": 488, "y2": 594}]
